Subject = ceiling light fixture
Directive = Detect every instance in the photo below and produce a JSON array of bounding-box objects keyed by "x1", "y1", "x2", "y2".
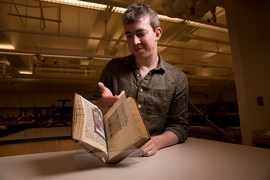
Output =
[
  {"x1": 92, "y1": 57, "x2": 113, "y2": 61},
  {"x1": 185, "y1": 21, "x2": 228, "y2": 33},
  {"x1": 41, "y1": 0, "x2": 228, "y2": 33},
  {"x1": 158, "y1": 14, "x2": 227, "y2": 33},
  {"x1": 0, "y1": 51, "x2": 35, "y2": 56},
  {"x1": 111, "y1": 6, "x2": 127, "y2": 14},
  {"x1": 158, "y1": 15, "x2": 183, "y2": 23},
  {"x1": 0, "y1": 44, "x2": 15, "y2": 50},
  {"x1": 40, "y1": 54, "x2": 88, "y2": 59},
  {"x1": 18, "y1": 70, "x2": 33, "y2": 74},
  {"x1": 41, "y1": 0, "x2": 109, "y2": 11}
]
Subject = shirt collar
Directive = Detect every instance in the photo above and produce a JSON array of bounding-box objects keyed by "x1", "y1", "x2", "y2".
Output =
[{"x1": 124, "y1": 54, "x2": 165, "y2": 74}]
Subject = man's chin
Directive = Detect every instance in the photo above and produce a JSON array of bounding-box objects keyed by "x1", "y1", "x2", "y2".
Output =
[{"x1": 133, "y1": 51, "x2": 147, "y2": 58}]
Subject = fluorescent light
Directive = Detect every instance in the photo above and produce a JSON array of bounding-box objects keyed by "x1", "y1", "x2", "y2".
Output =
[
  {"x1": 111, "y1": 7, "x2": 127, "y2": 14},
  {"x1": 158, "y1": 15, "x2": 227, "y2": 33},
  {"x1": 0, "y1": 51, "x2": 35, "y2": 56},
  {"x1": 92, "y1": 57, "x2": 112, "y2": 61},
  {"x1": 158, "y1": 15, "x2": 183, "y2": 23},
  {"x1": 40, "y1": 54, "x2": 88, "y2": 59},
  {"x1": 200, "y1": 52, "x2": 217, "y2": 59},
  {"x1": 18, "y1": 70, "x2": 33, "y2": 74},
  {"x1": 41, "y1": 0, "x2": 228, "y2": 33},
  {"x1": 185, "y1": 21, "x2": 228, "y2": 33},
  {"x1": 41, "y1": 0, "x2": 109, "y2": 11},
  {"x1": 0, "y1": 44, "x2": 15, "y2": 50}
]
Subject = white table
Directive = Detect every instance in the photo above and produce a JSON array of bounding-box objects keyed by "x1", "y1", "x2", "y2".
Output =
[
  {"x1": 0, "y1": 127, "x2": 71, "y2": 143},
  {"x1": 0, "y1": 137, "x2": 270, "y2": 180}
]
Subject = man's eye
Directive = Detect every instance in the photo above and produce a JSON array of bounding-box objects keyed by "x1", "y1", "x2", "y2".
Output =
[
  {"x1": 137, "y1": 33, "x2": 144, "y2": 37},
  {"x1": 126, "y1": 34, "x2": 132, "y2": 38}
]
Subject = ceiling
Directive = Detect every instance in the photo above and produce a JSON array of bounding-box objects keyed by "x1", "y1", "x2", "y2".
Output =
[{"x1": 0, "y1": 0, "x2": 234, "y2": 89}]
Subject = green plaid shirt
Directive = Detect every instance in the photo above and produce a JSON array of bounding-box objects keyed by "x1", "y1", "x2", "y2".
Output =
[{"x1": 91, "y1": 54, "x2": 189, "y2": 143}]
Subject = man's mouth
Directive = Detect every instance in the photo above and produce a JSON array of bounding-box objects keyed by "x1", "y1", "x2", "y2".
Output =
[{"x1": 134, "y1": 47, "x2": 144, "y2": 51}]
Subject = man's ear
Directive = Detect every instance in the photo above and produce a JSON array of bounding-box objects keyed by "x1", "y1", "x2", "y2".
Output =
[{"x1": 155, "y1": 27, "x2": 162, "y2": 41}]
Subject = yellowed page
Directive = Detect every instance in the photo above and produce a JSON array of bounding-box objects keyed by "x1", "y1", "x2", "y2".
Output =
[
  {"x1": 72, "y1": 94, "x2": 108, "y2": 156},
  {"x1": 103, "y1": 95, "x2": 150, "y2": 163}
]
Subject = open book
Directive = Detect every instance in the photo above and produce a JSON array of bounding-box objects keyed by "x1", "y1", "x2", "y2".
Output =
[{"x1": 72, "y1": 93, "x2": 150, "y2": 164}]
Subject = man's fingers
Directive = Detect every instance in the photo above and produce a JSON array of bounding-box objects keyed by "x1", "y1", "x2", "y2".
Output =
[
  {"x1": 98, "y1": 82, "x2": 125, "y2": 98},
  {"x1": 118, "y1": 90, "x2": 125, "y2": 97},
  {"x1": 97, "y1": 82, "x2": 106, "y2": 93}
]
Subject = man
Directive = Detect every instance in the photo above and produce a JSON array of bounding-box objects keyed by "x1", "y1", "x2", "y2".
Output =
[{"x1": 90, "y1": 2, "x2": 189, "y2": 157}]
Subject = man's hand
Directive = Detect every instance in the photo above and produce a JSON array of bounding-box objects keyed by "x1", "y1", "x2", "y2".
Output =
[
  {"x1": 140, "y1": 131, "x2": 179, "y2": 157},
  {"x1": 139, "y1": 137, "x2": 159, "y2": 157},
  {"x1": 94, "y1": 82, "x2": 125, "y2": 114}
]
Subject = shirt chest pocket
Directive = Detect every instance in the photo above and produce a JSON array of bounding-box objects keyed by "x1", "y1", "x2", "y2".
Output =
[{"x1": 145, "y1": 89, "x2": 172, "y2": 115}]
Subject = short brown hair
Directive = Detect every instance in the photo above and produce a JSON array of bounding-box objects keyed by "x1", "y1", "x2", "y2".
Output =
[{"x1": 122, "y1": 2, "x2": 160, "y2": 31}]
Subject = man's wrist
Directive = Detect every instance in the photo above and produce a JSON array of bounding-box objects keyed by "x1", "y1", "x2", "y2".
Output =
[{"x1": 153, "y1": 131, "x2": 179, "y2": 150}]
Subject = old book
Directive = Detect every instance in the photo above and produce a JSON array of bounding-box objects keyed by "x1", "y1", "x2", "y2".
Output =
[{"x1": 72, "y1": 93, "x2": 150, "y2": 164}]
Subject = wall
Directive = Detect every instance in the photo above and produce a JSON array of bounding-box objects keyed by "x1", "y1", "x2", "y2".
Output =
[{"x1": 225, "y1": 0, "x2": 270, "y2": 145}]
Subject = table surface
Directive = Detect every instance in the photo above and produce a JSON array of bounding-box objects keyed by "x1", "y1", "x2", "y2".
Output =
[
  {"x1": 0, "y1": 137, "x2": 270, "y2": 180},
  {"x1": 0, "y1": 127, "x2": 71, "y2": 143}
]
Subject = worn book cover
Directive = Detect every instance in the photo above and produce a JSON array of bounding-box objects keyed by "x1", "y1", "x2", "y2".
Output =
[{"x1": 72, "y1": 93, "x2": 150, "y2": 164}]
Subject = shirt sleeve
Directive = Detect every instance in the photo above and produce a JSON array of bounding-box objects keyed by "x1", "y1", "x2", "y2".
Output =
[{"x1": 165, "y1": 72, "x2": 189, "y2": 143}]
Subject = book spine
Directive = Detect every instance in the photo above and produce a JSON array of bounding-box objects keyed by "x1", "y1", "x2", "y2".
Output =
[{"x1": 72, "y1": 93, "x2": 84, "y2": 140}]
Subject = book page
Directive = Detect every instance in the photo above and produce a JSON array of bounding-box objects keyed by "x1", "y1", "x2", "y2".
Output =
[
  {"x1": 104, "y1": 95, "x2": 150, "y2": 163},
  {"x1": 73, "y1": 94, "x2": 107, "y2": 156}
]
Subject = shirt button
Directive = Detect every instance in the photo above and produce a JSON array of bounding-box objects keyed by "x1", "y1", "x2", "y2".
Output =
[
  {"x1": 140, "y1": 88, "x2": 143, "y2": 92},
  {"x1": 138, "y1": 104, "x2": 141, "y2": 108},
  {"x1": 137, "y1": 74, "x2": 140, "y2": 77}
]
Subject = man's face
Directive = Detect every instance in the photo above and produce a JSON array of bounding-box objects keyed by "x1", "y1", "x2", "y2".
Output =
[{"x1": 123, "y1": 17, "x2": 161, "y2": 60}]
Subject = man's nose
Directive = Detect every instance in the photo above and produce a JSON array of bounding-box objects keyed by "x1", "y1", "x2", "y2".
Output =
[{"x1": 133, "y1": 35, "x2": 141, "y2": 44}]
